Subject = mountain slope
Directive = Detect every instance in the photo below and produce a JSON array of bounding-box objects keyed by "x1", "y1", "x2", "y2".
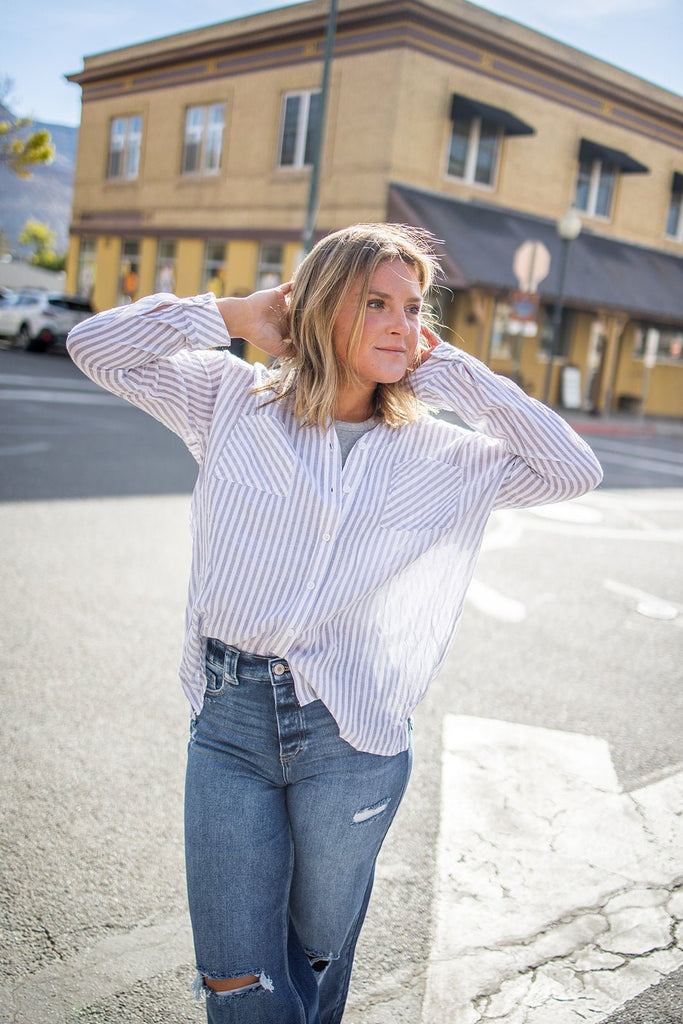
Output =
[{"x1": 0, "y1": 107, "x2": 77, "y2": 256}]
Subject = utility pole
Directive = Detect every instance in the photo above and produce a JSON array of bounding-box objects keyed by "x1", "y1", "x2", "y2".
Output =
[{"x1": 301, "y1": 0, "x2": 338, "y2": 257}]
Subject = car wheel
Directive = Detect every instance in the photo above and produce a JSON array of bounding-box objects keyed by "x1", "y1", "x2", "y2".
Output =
[{"x1": 19, "y1": 324, "x2": 44, "y2": 352}]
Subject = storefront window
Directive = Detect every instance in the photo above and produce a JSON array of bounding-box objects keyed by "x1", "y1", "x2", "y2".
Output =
[
  {"x1": 155, "y1": 240, "x2": 177, "y2": 292},
  {"x1": 118, "y1": 239, "x2": 140, "y2": 304},
  {"x1": 77, "y1": 238, "x2": 96, "y2": 299}
]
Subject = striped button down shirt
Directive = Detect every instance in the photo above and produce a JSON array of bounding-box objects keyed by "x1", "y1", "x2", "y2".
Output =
[{"x1": 67, "y1": 293, "x2": 602, "y2": 755}]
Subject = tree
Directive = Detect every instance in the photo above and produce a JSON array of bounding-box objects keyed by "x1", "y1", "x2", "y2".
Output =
[
  {"x1": 0, "y1": 77, "x2": 54, "y2": 178},
  {"x1": 18, "y1": 219, "x2": 66, "y2": 272}
]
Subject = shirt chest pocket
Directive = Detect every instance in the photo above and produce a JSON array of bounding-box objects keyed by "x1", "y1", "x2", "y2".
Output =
[
  {"x1": 212, "y1": 418, "x2": 296, "y2": 497},
  {"x1": 380, "y1": 458, "x2": 463, "y2": 532}
]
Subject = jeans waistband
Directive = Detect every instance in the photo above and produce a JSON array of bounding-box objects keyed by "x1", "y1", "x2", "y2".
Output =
[{"x1": 206, "y1": 637, "x2": 290, "y2": 683}]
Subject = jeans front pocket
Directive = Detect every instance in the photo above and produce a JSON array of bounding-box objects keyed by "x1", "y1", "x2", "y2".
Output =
[{"x1": 203, "y1": 639, "x2": 230, "y2": 698}]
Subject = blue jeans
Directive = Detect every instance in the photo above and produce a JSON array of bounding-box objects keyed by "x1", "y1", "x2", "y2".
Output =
[{"x1": 184, "y1": 639, "x2": 413, "y2": 1024}]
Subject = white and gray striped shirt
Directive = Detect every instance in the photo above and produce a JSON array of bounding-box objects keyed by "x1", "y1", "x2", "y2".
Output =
[{"x1": 67, "y1": 293, "x2": 602, "y2": 755}]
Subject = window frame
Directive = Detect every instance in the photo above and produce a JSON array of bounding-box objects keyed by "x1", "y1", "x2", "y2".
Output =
[
  {"x1": 573, "y1": 157, "x2": 616, "y2": 219},
  {"x1": 181, "y1": 102, "x2": 226, "y2": 177},
  {"x1": 106, "y1": 115, "x2": 142, "y2": 181},
  {"x1": 202, "y1": 241, "x2": 227, "y2": 295},
  {"x1": 256, "y1": 242, "x2": 283, "y2": 289},
  {"x1": 665, "y1": 183, "x2": 683, "y2": 242},
  {"x1": 633, "y1": 323, "x2": 683, "y2": 364},
  {"x1": 155, "y1": 240, "x2": 177, "y2": 292},
  {"x1": 446, "y1": 114, "x2": 502, "y2": 188},
  {"x1": 277, "y1": 90, "x2": 322, "y2": 170}
]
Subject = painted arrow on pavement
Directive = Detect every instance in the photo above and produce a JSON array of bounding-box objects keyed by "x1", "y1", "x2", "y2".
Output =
[{"x1": 421, "y1": 716, "x2": 683, "y2": 1024}]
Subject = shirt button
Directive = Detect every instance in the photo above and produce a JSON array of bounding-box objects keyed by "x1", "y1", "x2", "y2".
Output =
[
  {"x1": 322, "y1": 533, "x2": 331, "y2": 542},
  {"x1": 273, "y1": 663, "x2": 286, "y2": 676},
  {"x1": 343, "y1": 485, "x2": 351, "y2": 494},
  {"x1": 306, "y1": 581, "x2": 315, "y2": 590}
]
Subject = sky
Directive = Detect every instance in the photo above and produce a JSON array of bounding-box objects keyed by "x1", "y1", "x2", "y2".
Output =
[{"x1": 2, "y1": 0, "x2": 682, "y2": 128}]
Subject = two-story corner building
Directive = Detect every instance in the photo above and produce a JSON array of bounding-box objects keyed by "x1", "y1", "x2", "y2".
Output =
[{"x1": 65, "y1": 0, "x2": 683, "y2": 417}]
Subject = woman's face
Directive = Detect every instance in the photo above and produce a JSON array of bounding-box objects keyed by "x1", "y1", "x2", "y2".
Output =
[{"x1": 332, "y1": 259, "x2": 423, "y2": 390}]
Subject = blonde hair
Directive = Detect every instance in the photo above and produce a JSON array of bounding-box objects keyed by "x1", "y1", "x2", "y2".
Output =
[{"x1": 253, "y1": 223, "x2": 441, "y2": 428}]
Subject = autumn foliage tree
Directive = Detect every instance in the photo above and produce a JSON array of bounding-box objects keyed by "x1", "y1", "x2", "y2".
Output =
[
  {"x1": 18, "y1": 220, "x2": 66, "y2": 271},
  {"x1": 0, "y1": 77, "x2": 55, "y2": 178}
]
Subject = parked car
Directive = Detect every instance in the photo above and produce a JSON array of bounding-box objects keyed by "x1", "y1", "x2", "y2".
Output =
[{"x1": 0, "y1": 291, "x2": 94, "y2": 352}]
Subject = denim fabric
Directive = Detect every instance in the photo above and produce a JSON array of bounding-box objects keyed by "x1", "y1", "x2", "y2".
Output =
[{"x1": 184, "y1": 639, "x2": 413, "y2": 1024}]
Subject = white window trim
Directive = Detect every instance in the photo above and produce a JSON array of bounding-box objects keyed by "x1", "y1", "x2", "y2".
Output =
[
  {"x1": 445, "y1": 116, "x2": 501, "y2": 188},
  {"x1": 574, "y1": 158, "x2": 615, "y2": 220},
  {"x1": 665, "y1": 190, "x2": 683, "y2": 242},
  {"x1": 107, "y1": 115, "x2": 142, "y2": 181},
  {"x1": 277, "y1": 91, "x2": 319, "y2": 170},
  {"x1": 181, "y1": 103, "x2": 225, "y2": 177}
]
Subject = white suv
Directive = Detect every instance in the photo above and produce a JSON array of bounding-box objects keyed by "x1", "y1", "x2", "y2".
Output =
[{"x1": 0, "y1": 291, "x2": 94, "y2": 352}]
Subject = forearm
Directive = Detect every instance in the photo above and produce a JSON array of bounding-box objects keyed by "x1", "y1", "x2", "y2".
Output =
[
  {"x1": 66, "y1": 293, "x2": 233, "y2": 459},
  {"x1": 67, "y1": 293, "x2": 228, "y2": 377},
  {"x1": 413, "y1": 341, "x2": 603, "y2": 503}
]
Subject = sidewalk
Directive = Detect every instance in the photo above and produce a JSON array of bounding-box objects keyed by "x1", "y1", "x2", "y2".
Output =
[{"x1": 560, "y1": 408, "x2": 683, "y2": 438}]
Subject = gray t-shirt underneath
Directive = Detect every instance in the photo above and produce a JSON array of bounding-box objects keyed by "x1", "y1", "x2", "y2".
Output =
[{"x1": 334, "y1": 417, "x2": 378, "y2": 466}]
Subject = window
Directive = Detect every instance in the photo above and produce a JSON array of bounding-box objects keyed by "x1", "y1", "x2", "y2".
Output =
[
  {"x1": 203, "y1": 241, "x2": 227, "y2": 295},
  {"x1": 447, "y1": 115, "x2": 501, "y2": 186},
  {"x1": 118, "y1": 239, "x2": 140, "y2": 305},
  {"x1": 665, "y1": 172, "x2": 683, "y2": 241},
  {"x1": 155, "y1": 240, "x2": 177, "y2": 292},
  {"x1": 107, "y1": 115, "x2": 142, "y2": 180},
  {"x1": 256, "y1": 243, "x2": 283, "y2": 289},
  {"x1": 77, "y1": 238, "x2": 96, "y2": 298},
  {"x1": 573, "y1": 158, "x2": 616, "y2": 218},
  {"x1": 573, "y1": 138, "x2": 648, "y2": 219},
  {"x1": 278, "y1": 91, "x2": 322, "y2": 169},
  {"x1": 488, "y1": 299, "x2": 513, "y2": 359},
  {"x1": 634, "y1": 324, "x2": 683, "y2": 364},
  {"x1": 446, "y1": 94, "x2": 533, "y2": 188},
  {"x1": 181, "y1": 103, "x2": 226, "y2": 175}
]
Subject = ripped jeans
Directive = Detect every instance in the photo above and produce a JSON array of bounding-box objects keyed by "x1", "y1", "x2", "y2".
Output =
[{"x1": 184, "y1": 639, "x2": 412, "y2": 1024}]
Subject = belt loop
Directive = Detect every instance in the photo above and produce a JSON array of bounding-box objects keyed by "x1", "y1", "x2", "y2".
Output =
[{"x1": 223, "y1": 645, "x2": 239, "y2": 686}]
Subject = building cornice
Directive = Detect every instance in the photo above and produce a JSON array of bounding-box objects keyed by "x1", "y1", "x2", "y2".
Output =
[{"x1": 66, "y1": 0, "x2": 683, "y2": 149}]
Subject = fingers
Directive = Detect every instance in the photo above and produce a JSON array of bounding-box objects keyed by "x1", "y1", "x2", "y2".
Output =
[{"x1": 420, "y1": 323, "x2": 441, "y2": 347}]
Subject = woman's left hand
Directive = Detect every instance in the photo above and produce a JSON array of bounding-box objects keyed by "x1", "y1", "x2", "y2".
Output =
[
  {"x1": 216, "y1": 283, "x2": 292, "y2": 358},
  {"x1": 414, "y1": 324, "x2": 442, "y2": 367}
]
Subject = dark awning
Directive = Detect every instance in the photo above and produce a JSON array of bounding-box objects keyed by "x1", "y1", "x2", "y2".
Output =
[
  {"x1": 450, "y1": 93, "x2": 534, "y2": 137},
  {"x1": 387, "y1": 182, "x2": 683, "y2": 322},
  {"x1": 672, "y1": 171, "x2": 683, "y2": 194},
  {"x1": 579, "y1": 138, "x2": 649, "y2": 175}
]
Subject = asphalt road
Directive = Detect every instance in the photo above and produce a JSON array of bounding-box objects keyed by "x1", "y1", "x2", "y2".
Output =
[{"x1": 1, "y1": 346, "x2": 681, "y2": 1023}]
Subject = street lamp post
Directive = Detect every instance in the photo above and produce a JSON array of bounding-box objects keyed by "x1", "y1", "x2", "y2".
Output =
[{"x1": 542, "y1": 209, "x2": 582, "y2": 405}]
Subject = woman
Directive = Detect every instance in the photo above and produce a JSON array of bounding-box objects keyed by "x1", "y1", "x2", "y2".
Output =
[{"x1": 67, "y1": 223, "x2": 602, "y2": 1024}]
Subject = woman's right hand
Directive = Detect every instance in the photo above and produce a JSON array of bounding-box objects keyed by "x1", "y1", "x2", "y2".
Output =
[{"x1": 216, "y1": 283, "x2": 292, "y2": 358}]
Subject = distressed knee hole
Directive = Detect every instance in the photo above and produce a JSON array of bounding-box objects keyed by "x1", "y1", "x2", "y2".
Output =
[
  {"x1": 205, "y1": 974, "x2": 260, "y2": 992},
  {"x1": 193, "y1": 970, "x2": 274, "y2": 999},
  {"x1": 307, "y1": 955, "x2": 330, "y2": 973},
  {"x1": 352, "y1": 797, "x2": 391, "y2": 824}
]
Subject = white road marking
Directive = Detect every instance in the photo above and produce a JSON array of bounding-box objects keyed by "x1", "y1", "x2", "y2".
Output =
[
  {"x1": 526, "y1": 501, "x2": 604, "y2": 524},
  {"x1": 466, "y1": 579, "x2": 526, "y2": 622},
  {"x1": 593, "y1": 449, "x2": 683, "y2": 477},
  {"x1": 0, "y1": 442, "x2": 50, "y2": 457},
  {"x1": 604, "y1": 578, "x2": 681, "y2": 620},
  {"x1": 0, "y1": 373, "x2": 97, "y2": 391},
  {"x1": 0, "y1": 388, "x2": 122, "y2": 405},
  {"x1": 422, "y1": 716, "x2": 683, "y2": 1024},
  {"x1": 592, "y1": 437, "x2": 683, "y2": 466}
]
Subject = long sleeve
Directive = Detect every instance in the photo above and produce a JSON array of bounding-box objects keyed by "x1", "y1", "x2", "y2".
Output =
[
  {"x1": 412, "y1": 341, "x2": 603, "y2": 508},
  {"x1": 66, "y1": 292, "x2": 252, "y2": 463}
]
